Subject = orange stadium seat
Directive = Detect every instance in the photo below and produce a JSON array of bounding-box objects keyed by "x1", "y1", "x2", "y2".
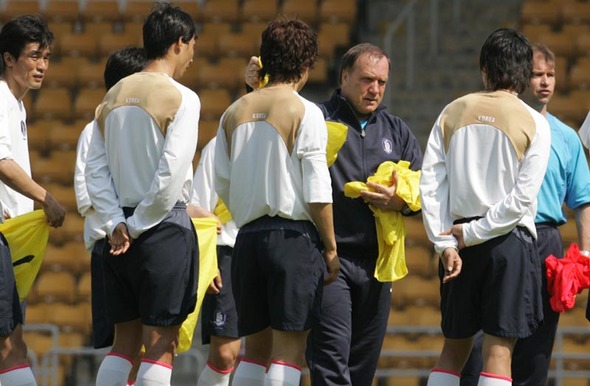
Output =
[
  {"x1": 82, "y1": 0, "x2": 121, "y2": 23},
  {"x1": 49, "y1": 210, "x2": 84, "y2": 244},
  {"x1": 43, "y1": 241, "x2": 82, "y2": 273},
  {"x1": 32, "y1": 87, "x2": 73, "y2": 121},
  {"x1": 520, "y1": 23, "x2": 552, "y2": 44},
  {"x1": 59, "y1": 32, "x2": 99, "y2": 58},
  {"x1": 120, "y1": 0, "x2": 154, "y2": 22},
  {"x1": 198, "y1": 60, "x2": 241, "y2": 90},
  {"x1": 562, "y1": 2, "x2": 590, "y2": 25},
  {"x1": 48, "y1": 122, "x2": 83, "y2": 151},
  {"x1": 319, "y1": 0, "x2": 357, "y2": 24},
  {"x1": 27, "y1": 119, "x2": 54, "y2": 154},
  {"x1": 76, "y1": 59, "x2": 107, "y2": 90},
  {"x1": 200, "y1": 21, "x2": 233, "y2": 36},
  {"x1": 73, "y1": 88, "x2": 105, "y2": 120},
  {"x1": 195, "y1": 33, "x2": 219, "y2": 58},
  {"x1": 548, "y1": 94, "x2": 586, "y2": 124},
  {"x1": 241, "y1": 21, "x2": 267, "y2": 39},
  {"x1": 33, "y1": 271, "x2": 77, "y2": 303},
  {"x1": 48, "y1": 21, "x2": 75, "y2": 44},
  {"x1": 77, "y1": 271, "x2": 92, "y2": 302},
  {"x1": 97, "y1": 31, "x2": 141, "y2": 59},
  {"x1": 217, "y1": 32, "x2": 259, "y2": 58},
  {"x1": 31, "y1": 148, "x2": 77, "y2": 185},
  {"x1": 25, "y1": 302, "x2": 49, "y2": 325},
  {"x1": 43, "y1": 60, "x2": 78, "y2": 89},
  {"x1": 241, "y1": 0, "x2": 279, "y2": 23},
  {"x1": 44, "y1": 182, "x2": 77, "y2": 211},
  {"x1": 199, "y1": 88, "x2": 232, "y2": 121},
  {"x1": 43, "y1": 0, "x2": 80, "y2": 23},
  {"x1": 83, "y1": 21, "x2": 116, "y2": 36},
  {"x1": 49, "y1": 302, "x2": 91, "y2": 334},
  {"x1": 199, "y1": 0, "x2": 240, "y2": 23},
  {"x1": 198, "y1": 119, "x2": 220, "y2": 150},
  {"x1": 308, "y1": 57, "x2": 328, "y2": 84},
  {"x1": 319, "y1": 22, "x2": 352, "y2": 48},
  {"x1": 317, "y1": 32, "x2": 337, "y2": 61},
  {"x1": 281, "y1": 0, "x2": 318, "y2": 26},
  {"x1": 568, "y1": 61, "x2": 590, "y2": 91},
  {"x1": 537, "y1": 32, "x2": 576, "y2": 58},
  {"x1": 1, "y1": 1, "x2": 41, "y2": 22},
  {"x1": 520, "y1": 1, "x2": 562, "y2": 26},
  {"x1": 553, "y1": 56, "x2": 567, "y2": 91},
  {"x1": 575, "y1": 33, "x2": 590, "y2": 57}
]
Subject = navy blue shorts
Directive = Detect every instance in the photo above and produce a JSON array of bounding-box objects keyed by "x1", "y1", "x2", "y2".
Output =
[
  {"x1": 232, "y1": 216, "x2": 325, "y2": 336},
  {"x1": 90, "y1": 239, "x2": 114, "y2": 348},
  {"x1": 0, "y1": 233, "x2": 22, "y2": 337},
  {"x1": 103, "y1": 205, "x2": 199, "y2": 327},
  {"x1": 440, "y1": 226, "x2": 543, "y2": 339},
  {"x1": 201, "y1": 245, "x2": 239, "y2": 344}
]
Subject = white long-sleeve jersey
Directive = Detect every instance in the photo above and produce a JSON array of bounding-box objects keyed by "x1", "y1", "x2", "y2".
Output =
[
  {"x1": 85, "y1": 72, "x2": 200, "y2": 239},
  {"x1": 420, "y1": 90, "x2": 551, "y2": 254},
  {"x1": 214, "y1": 86, "x2": 332, "y2": 228}
]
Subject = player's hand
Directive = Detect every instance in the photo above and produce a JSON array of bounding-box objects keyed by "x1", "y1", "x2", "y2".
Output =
[
  {"x1": 440, "y1": 247, "x2": 462, "y2": 283},
  {"x1": 441, "y1": 224, "x2": 465, "y2": 250},
  {"x1": 42, "y1": 192, "x2": 66, "y2": 228},
  {"x1": 323, "y1": 249, "x2": 340, "y2": 285},
  {"x1": 109, "y1": 222, "x2": 131, "y2": 255},
  {"x1": 207, "y1": 271, "x2": 222, "y2": 295},
  {"x1": 245, "y1": 56, "x2": 261, "y2": 90}
]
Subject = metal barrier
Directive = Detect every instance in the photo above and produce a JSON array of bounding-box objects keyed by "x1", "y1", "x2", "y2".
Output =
[{"x1": 378, "y1": 325, "x2": 590, "y2": 384}]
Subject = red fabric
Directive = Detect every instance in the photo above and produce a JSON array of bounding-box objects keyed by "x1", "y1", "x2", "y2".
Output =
[{"x1": 546, "y1": 243, "x2": 590, "y2": 312}]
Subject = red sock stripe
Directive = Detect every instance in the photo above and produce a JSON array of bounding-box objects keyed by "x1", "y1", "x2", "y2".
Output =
[
  {"x1": 0, "y1": 364, "x2": 30, "y2": 375},
  {"x1": 238, "y1": 358, "x2": 267, "y2": 368},
  {"x1": 270, "y1": 360, "x2": 302, "y2": 371},
  {"x1": 141, "y1": 358, "x2": 173, "y2": 369},
  {"x1": 431, "y1": 368, "x2": 461, "y2": 377},
  {"x1": 207, "y1": 361, "x2": 234, "y2": 374},
  {"x1": 106, "y1": 352, "x2": 135, "y2": 365},
  {"x1": 480, "y1": 372, "x2": 512, "y2": 382}
]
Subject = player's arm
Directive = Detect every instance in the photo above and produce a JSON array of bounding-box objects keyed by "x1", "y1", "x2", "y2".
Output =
[
  {"x1": 309, "y1": 202, "x2": 339, "y2": 285},
  {"x1": 0, "y1": 158, "x2": 65, "y2": 227}
]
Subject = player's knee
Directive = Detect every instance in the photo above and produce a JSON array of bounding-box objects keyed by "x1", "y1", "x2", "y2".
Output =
[{"x1": 209, "y1": 346, "x2": 238, "y2": 370}]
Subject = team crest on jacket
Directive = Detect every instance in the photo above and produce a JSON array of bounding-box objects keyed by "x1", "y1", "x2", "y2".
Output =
[
  {"x1": 382, "y1": 138, "x2": 393, "y2": 154},
  {"x1": 213, "y1": 311, "x2": 226, "y2": 327},
  {"x1": 20, "y1": 121, "x2": 27, "y2": 139}
]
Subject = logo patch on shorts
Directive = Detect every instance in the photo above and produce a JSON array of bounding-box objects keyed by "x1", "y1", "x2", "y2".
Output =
[
  {"x1": 382, "y1": 138, "x2": 393, "y2": 154},
  {"x1": 213, "y1": 311, "x2": 226, "y2": 327}
]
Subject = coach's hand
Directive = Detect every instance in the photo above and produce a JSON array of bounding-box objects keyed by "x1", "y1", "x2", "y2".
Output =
[
  {"x1": 440, "y1": 247, "x2": 462, "y2": 283},
  {"x1": 109, "y1": 222, "x2": 131, "y2": 255}
]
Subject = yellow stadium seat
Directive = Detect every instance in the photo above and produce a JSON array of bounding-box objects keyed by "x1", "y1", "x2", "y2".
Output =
[
  {"x1": 241, "y1": 0, "x2": 279, "y2": 23},
  {"x1": 319, "y1": 0, "x2": 357, "y2": 24},
  {"x1": 33, "y1": 271, "x2": 77, "y2": 303},
  {"x1": 199, "y1": 0, "x2": 240, "y2": 23},
  {"x1": 1, "y1": 1, "x2": 41, "y2": 22},
  {"x1": 521, "y1": 1, "x2": 562, "y2": 26},
  {"x1": 73, "y1": 88, "x2": 106, "y2": 120},
  {"x1": 562, "y1": 2, "x2": 590, "y2": 25},
  {"x1": 32, "y1": 88, "x2": 73, "y2": 121},
  {"x1": 521, "y1": 23, "x2": 552, "y2": 44},
  {"x1": 59, "y1": 32, "x2": 99, "y2": 58},
  {"x1": 198, "y1": 88, "x2": 232, "y2": 121},
  {"x1": 198, "y1": 119, "x2": 220, "y2": 150},
  {"x1": 43, "y1": 0, "x2": 80, "y2": 23},
  {"x1": 97, "y1": 32, "x2": 141, "y2": 59},
  {"x1": 82, "y1": 0, "x2": 121, "y2": 23},
  {"x1": 217, "y1": 32, "x2": 259, "y2": 58},
  {"x1": 281, "y1": 0, "x2": 318, "y2": 26}
]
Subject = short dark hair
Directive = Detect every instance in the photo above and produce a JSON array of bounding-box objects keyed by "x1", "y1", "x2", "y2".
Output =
[
  {"x1": 339, "y1": 43, "x2": 389, "y2": 84},
  {"x1": 104, "y1": 47, "x2": 147, "y2": 90},
  {"x1": 532, "y1": 42, "x2": 556, "y2": 68},
  {"x1": 142, "y1": 2, "x2": 197, "y2": 61},
  {"x1": 258, "y1": 16, "x2": 318, "y2": 84},
  {"x1": 0, "y1": 15, "x2": 54, "y2": 75},
  {"x1": 479, "y1": 28, "x2": 532, "y2": 94}
]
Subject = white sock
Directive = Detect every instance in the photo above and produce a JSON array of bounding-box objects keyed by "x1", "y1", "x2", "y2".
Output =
[
  {"x1": 264, "y1": 361, "x2": 300, "y2": 386},
  {"x1": 231, "y1": 359, "x2": 266, "y2": 386},
  {"x1": 197, "y1": 361, "x2": 233, "y2": 386},
  {"x1": 0, "y1": 365, "x2": 37, "y2": 386},
  {"x1": 427, "y1": 368, "x2": 460, "y2": 386},
  {"x1": 478, "y1": 372, "x2": 512, "y2": 386},
  {"x1": 134, "y1": 360, "x2": 172, "y2": 386},
  {"x1": 96, "y1": 353, "x2": 134, "y2": 386}
]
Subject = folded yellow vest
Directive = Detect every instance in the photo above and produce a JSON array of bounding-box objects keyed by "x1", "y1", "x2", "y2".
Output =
[{"x1": 344, "y1": 161, "x2": 421, "y2": 282}]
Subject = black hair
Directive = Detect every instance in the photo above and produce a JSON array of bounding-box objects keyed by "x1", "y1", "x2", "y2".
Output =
[
  {"x1": 104, "y1": 47, "x2": 148, "y2": 90},
  {"x1": 479, "y1": 28, "x2": 532, "y2": 94}
]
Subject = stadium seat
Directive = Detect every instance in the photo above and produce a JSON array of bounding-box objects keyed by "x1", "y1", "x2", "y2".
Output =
[
  {"x1": 520, "y1": 1, "x2": 562, "y2": 26},
  {"x1": 405, "y1": 244, "x2": 437, "y2": 278},
  {"x1": 120, "y1": 0, "x2": 154, "y2": 22},
  {"x1": 83, "y1": 21, "x2": 116, "y2": 36},
  {"x1": 548, "y1": 94, "x2": 586, "y2": 124},
  {"x1": 25, "y1": 302, "x2": 49, "y2": 325},
  {"x1": 562, "y1": 2, "x2": 590, "y2": 25},
  {"x1": 198, "y1": 88, "x2": 232, "y2": 119},
  {"x1": 48, "y1": 121, "x2": 83, "y2": 151},
  {"x1": 281, "y1": 0, "x2": 318, "y2": 26},
  {"x1": 49, "y1": 210, "x2": 84, "y2": 244},
  {"x1": 43, "y1": 182, "x2": 78, "y2": 212},
  {"x1": 59, "y1": 32, "x2": 99, "y2": 58},
  {"x1": 32, "y1": 87, "x2": 73, "y2": 121},
  {"x1": 520, "y1": 23, "x2": 552, "y2": 44},
  {"x1": 199, "y1": 0, "x2": 240, "y2": 23},
  {"x1": 49, "y1": 302, "x2": 91, "y2": 334},
  {"x1": 200, "y1": 21, "x2": 233, "y2": 36},
  {"x1": 43, "y1": 0, "x2": 80, "y2": 23},
  {"x1": 33, "y1": 271, "x2": 77, "y2": 303},
  {"x1": 198, "y1": 119, "x2": 220, "y2": 150},
  {"x1": 319, "y1": 22, "x2": 352, "y2": 48},
  {"x1": 1, "y1": 1, "x2": 41, "y2": 23},
  {"x1": 82, "y1": 0, "x2": 121, "y2": 23},
  {"x1": 97, "y1": 31, "x2": 141, "y2": 59},
  {"x1": 217, "y1": 32, "x2": 259, "y2": 58},
  {"x1": 76, "y1": 59, "x2": 107, "y2": 90},
  {"x1": 195, "y1": 33, "x2": 219, "y2": 58},
  {"x1": 308, "y1": 57, "x2": 329, "y2": 84},
  {"x1": 77, "y1": 271, "x2": 92, "y2": 302},
  {"x1": 73, "y1": 88, "x2": 106, "y2": 120},
  {"x1": 319, "y1": 0, "x2": 357, "y2": 24},
  {"x1": 198, "y1": 60, "x2": 241, "y2": 90},
  {"x1": 31, "y1": 149, "x2": 77, "y2": 185},
  {"x1": 575, "y1": 32, "x2": 590, "y2": 57},
  {"x1": 47, "y1": 21, "x2": 75, "y2": 44},
  {"x1": 568, "y1": 61, "x2": 590, "y2": 91},
  {"x1": 43, "y1": 240, "x2": 81, "y2": 273},
  {"x1": 27, "y1": 119, "x2": 54, "y2": 154},
  {"x1": 241, "y1": 21, "x2": 267, "y2": 40},
  {"x1": 537, "y1": 32, "x2": 576, "y2": 58},
  {"x1": 43, "y1": 60, "x2": 78, "y2": 89},
  {"x1": 241, "y1": 0, "x2": 279, "y2": 23}
]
